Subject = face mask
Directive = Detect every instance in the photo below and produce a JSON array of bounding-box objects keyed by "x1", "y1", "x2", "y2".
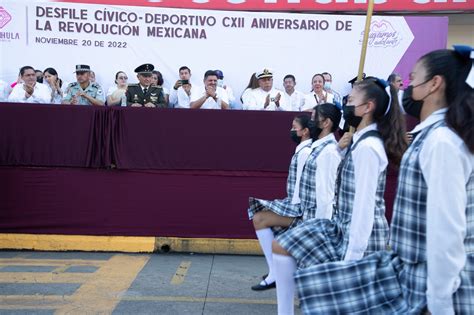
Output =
[
  {"x1": 310, "y1": 120, "x2": 322, "y2": 139},
  {"x1": 343, "y1": 105, "x2": 363, "y2": 128},
  {"x1": 290, "y1": 130, "x2": 302, "y2": 144},
  {"x1": 217, "y1": 79, "x2": 224, "y2": 88},
  {"x1": 323, "y1": 82, "x2": 331, "y2": 90},
  {"x1": 402, "y1": 85, "x2": 423, "y2": 119}
]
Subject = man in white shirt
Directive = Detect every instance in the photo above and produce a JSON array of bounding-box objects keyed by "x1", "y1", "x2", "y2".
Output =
[
  {"x1": 170, "y1": 66, "x2": 192, "y2": 108},
  {"x1": 245, "y1": 68, "x2": 289, "y2": 111},
  {"x1": 282, "y1": 74, "x2": 304, "y2": 111},
  {"x1": 8, "y1": 66, "x2": 51, "y2": 104},
  {"x1": 215, "y1": 69, "x2": 239, "y2": 109},
  {"x1": 189, "y1": 70, "x2": 229, "y2": 110},
  {"x1": 0, "y1": 79, "x2": 10, "y2": 102},
  {"x1": 322, "y1": 72, "x2": 342, "y2": 106}
]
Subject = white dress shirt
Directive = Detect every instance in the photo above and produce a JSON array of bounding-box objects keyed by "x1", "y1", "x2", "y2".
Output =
[
  {"x1": 169, "y1": 86, "x2": 179, "y2": 106},
  {"x1": 282, "y1": 89, "x2": 305, "y2": 112},
  {"x1": 241, "y1": 88, "x2": 254, "y2": 107},
  {"x1": 291, "y1": 138, "x2": 312, "y2": 204},
  {"x1": 189, "y1": 86, "x2": 229, "y2": 109},
  {"x1": 313, "y1": 133, "x2": 341, "y2": 219},
  {"x1": 301, "y1": 91, "x2": 335, "y2": 111},
  {"x1": 8, "y1": 82, "x2": 51, "y2": 104},
  {"x1": 176, "y1": 85, "x2": 193, "y2": 109},
  {"x1": 343, "y1": 123, "x2": 388, "y2": 261},
  {"x1": 408, "y1": 108, "x2": 472, "y2": 315},
  {"x1": 222, "y1": 85, "x2": 235, "y2": 103},
  {"x1": 0, "y1": 80, "x2": 9, "y2": 101},
  {"x1": 245, "y1": 87, "x2": 289, "y2": 111}
]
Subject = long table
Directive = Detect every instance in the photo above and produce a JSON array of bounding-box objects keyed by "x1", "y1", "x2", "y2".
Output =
[{"x1": 0, "y1": 103, "x2": 405, "y2": 238}]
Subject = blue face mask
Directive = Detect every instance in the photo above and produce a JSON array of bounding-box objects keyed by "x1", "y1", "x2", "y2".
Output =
[
  {"x1": 217, "y1": 79, "x2": 224, "y2": 88},
  {"x1": 323, "y1": 82, "x2": 331, "y2": 90}
]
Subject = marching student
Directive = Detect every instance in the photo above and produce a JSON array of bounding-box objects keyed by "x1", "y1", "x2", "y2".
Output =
[
  {"x1": 293, "y1": 47, "x2": 474, "y2": 315},
  {"x1": 272, "y1": 77, "x2": 407, "y2": 315},
  {"x1": 248, "y1": 115, "x2": 313, "y2": 291}
]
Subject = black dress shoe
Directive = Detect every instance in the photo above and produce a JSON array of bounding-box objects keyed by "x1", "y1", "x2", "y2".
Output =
[{"x1": 251, "y1": 279, "x2": 276, "y2": 291}]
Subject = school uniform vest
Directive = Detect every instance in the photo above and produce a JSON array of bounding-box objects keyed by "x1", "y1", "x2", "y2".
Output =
[
  {"x1": 333, "y1": 130, "x2": 389, "y2": 254},
  {"x1": 299, "y1": 139, "x2": 336, "y2": 221},
  {"x1": 391, "y1": 120, "x2": 474, "y2": 263}
]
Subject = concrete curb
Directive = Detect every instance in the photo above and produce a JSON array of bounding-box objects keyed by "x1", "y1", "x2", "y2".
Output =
[{"x1": 0, "y1": 234, "x2": 262, "y2": 255}]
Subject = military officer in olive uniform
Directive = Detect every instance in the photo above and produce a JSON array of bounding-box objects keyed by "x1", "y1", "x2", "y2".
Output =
[
  {"x1": 62, "y1": 65, "x2": 105, "y2": 106},
  {"x1": 126, "y1": 64, "x2": 166, "y2": 108}
]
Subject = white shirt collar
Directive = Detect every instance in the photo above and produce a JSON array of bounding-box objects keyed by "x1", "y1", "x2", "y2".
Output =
[
  {"x1": 295, "y1": 138, "x2": 312, "y2": 153},
  {"x1": 353, "y1": 123, "x2": 378, "y2": 144},
  {"x1": 410, "y1": 108, "x2": 447, "y2": 134},
  {"x1": 311, "y1": 133, "x2": 336, "y2": 149}
]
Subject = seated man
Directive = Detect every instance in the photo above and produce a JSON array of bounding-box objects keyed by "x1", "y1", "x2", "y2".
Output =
[
  {"x1": 62, "y1": 65, "x2": 105, "y2": 106},
  {"x1": 170, "y1": 66, "x2": 192, "y2": 108},
  {"x1": 322, "y1": 72, "x2": 342, "y2": 106},
  {"x1": 282, "y1": 74, "x2": 305, "y2": 111},
  {"x1": 189, "y1": 70, "x2": 229, "y2": 110},
  {"x1": 126, "y1": 64, "x2": 166, "y2": 108},
  {"x1": 245, "y1": 68, "x2": 289, "y2": 111},
  {"x1": 8, "y1": 66, "x2": 50, "y2": 103},
  {"x1": 215, "y1": 70, "x2": 238, "y2": 109}
]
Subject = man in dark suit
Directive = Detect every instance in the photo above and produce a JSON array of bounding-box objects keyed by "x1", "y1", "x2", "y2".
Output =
[{"x1": 126, "y1": 63, "x2": 166, "y2": 108}]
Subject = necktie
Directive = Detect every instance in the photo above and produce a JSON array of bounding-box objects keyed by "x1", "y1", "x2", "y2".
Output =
[{"x1": 143, "y1": 87, "x2": 148, "y2": 94}]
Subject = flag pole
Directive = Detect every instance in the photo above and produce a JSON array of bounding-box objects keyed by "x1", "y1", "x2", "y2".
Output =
[{"x1": 350, "y1": 0, "x2": 375, "y2": 133}]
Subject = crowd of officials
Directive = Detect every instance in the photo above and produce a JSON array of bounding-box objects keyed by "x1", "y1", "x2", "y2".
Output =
[{"x1": 0, "y1": 62, "x2": 405, "y2": 113}]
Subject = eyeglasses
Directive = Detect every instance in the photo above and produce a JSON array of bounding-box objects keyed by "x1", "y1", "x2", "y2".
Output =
[{"x1": 118, "y1": 76, "x2": 128, "y2": 80}]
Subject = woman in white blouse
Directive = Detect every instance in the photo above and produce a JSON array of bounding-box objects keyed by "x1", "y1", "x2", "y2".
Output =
[
  {"x1": 106, "y1": 71, "x2": 128, "y2": 106},
  {"x1": 301, "y1": 73, "x2": 334, "y2": 111},
  {"x1": 43, "y1": 68, "x2": 63, "y2": 104}
]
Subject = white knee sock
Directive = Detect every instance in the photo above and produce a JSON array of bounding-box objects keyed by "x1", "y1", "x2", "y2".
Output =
[
  {"x1": 273, "y1": 253, "x2": 297, "y2": 315},
  {"x1": 256, "y1": 228, "x2": 275, "y2": 284}
]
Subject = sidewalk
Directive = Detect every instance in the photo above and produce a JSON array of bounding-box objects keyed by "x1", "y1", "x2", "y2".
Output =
[{"x1": 0, "y1": 251, "x2": 301, "y2": 314}]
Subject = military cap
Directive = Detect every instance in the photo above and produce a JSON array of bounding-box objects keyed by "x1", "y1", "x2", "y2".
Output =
[
  {"x1": 255, "y1": 68, "x2": 273, "y2": 79},
  {"x1": 135, "y1": 64, "x2": 154, "y2": 75},
  {"x1": 74, "y1": 64, "x2": 91, "y2": 73}
]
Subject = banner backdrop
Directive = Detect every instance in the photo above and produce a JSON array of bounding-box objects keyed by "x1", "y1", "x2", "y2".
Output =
[
  {"x1": 1, "y1": 1, "x2": 447, "y2": 101},
  {"x1": 58, "y1": 0, "x2": 474, "y2": 12}
]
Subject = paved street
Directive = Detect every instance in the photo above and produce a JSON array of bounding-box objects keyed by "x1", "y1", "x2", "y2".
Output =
[{"x1": 0, "y1": 251, "x2": 300, "y2": 314}]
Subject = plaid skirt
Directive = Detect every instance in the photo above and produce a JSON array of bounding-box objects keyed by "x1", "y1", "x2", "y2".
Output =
[
  {"x1": 248, "y1": 196, "x2": 302, "y2": 235},
  {"x1": 294, "y1": 251, "x2": 474, "y2": 314},
  {"x1": 276, "y1": 218, "x2": 345, "y2": 268}
]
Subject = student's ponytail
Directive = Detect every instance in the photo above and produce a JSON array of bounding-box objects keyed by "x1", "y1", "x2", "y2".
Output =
[
  {"x1": 419, "y1": 48, "x2": 474, "y2": 153},
  {"x1": 354, "y1": 79, "x2": 408, "y2": 166}
]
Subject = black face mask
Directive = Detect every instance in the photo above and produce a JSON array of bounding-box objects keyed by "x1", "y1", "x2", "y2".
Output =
[
  {"x1": 343, "y1": 105, "x2": 363, "y2": 128},
  {"x1": 402, "y1": 85, "x2": 423, "y2": 119},
  {"x1": 290, "y1": 130, "x2": 302, "y2": 144},
  {"x1": 402, "y1": 79, "x2": 433, "y2": 120},
  {"x1": 311, "y1": 120, "x2": 322, "y2": 139}
]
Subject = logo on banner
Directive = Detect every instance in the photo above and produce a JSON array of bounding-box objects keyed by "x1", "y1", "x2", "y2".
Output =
[
  {"x1": 0, "y1": 6, "x2": 20, "y2": 42},
  {"x1": 360, "y1": 20, "x2": 402, "y2": 48},
  {"x1": 0, "y1": 7, "x2": 12, "y2": 29}
]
